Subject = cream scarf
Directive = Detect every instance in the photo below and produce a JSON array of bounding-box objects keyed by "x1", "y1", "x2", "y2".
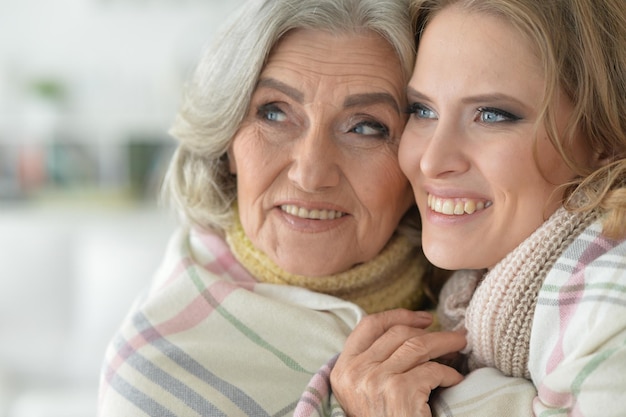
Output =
[
  {"x1": 438, "y1": 206, "x2": 599, "y2": 378},
  {"x1": 225, "y1": 216, "x2": 427, "y2": 314}
]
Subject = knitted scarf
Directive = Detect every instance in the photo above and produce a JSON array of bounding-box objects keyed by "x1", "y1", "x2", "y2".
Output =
[
  {"x1": 437, "y1": 206, "x2": 599, "y2": 378},
  {"x1": 225, "y1": 216, "x2": 427, "y2": 314}
]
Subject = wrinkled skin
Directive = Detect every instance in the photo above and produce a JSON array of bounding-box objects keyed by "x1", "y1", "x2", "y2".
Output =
[{"x1": 331, "y1": 309, "x2": 466, "y2": 417}]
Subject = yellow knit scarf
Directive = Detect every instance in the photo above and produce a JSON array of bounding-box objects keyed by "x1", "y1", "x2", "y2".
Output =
[{"x1": 225, "y1": 216, "x2": 427, "y2": 314}]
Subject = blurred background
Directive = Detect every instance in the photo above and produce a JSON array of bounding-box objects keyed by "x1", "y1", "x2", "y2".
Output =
[{"x1": 0, "y1": 0, "x2": 245, "y2": 415}]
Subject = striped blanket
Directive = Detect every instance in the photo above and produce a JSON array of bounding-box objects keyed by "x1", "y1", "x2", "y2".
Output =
[
  {"x1": 98, "y1": 226, "x2": 364, "y2": 416},
  {"x1": 99, "y1": 218, "x2": 626, "y2": 416},
  {"x1": 429, "y1": 219, "x2": 626, "y2": 417}
]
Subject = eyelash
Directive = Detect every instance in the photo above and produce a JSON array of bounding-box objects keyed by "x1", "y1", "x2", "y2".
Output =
[
  {"x1": 257, "y1": 103, "x2": 285, "y2": 122},
  {"x1": 405, "y1": 102, "x2": 434, "y2": 118},
  {"x1": 350, "y1": 119, "x2": 390, "y2": 139},
  {"x1": 476, "y1": 107, "x2": 521, "y2": 123},
  {"x1": 257, "y1": 103, "x2": 390, "y2": 140},
  {"x1": 405, "y1": 103, "x2": 522, "y2": 124}
]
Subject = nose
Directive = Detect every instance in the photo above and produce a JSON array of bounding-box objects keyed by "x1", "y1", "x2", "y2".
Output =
[
  {"x1": 287, "y1": 123, "x2": 341, "y2": 192},
  {"x1": 418, "y1": 118, "x2": 470, "y2": 179}
]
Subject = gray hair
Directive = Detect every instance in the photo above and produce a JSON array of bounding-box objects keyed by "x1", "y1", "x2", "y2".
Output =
[{"x1": 163, "y1": 0, "x2": 416, "y2": 234}]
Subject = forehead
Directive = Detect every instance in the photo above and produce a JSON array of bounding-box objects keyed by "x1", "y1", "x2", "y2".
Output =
[
  {"x1": 414, "y1": 6, "x2": 544, "y2": 98},
  {"x1": 259, "y1": 28, "x2": 405, "y2": 91}
]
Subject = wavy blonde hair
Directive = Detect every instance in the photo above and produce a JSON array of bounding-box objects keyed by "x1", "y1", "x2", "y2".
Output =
[{"x1": 412, "y1": 0, "x2": 626, "y2": 239}]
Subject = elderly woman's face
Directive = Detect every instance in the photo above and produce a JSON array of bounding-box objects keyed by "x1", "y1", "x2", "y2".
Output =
[{"x1": 229, "y1": 28, "x2": 412, "y2": 276}]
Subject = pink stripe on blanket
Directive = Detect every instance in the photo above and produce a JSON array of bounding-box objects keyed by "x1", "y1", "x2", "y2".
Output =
[
  {"x1": 204, "y1": 254, "x2": 256, "y2": 285},
  {"x1": 103, "y1": 279, "x2": 241, "y2": 385},
  {"x1": 157, "y1": 257, "x2": 189, "y2": 290},
  {"x1": 151, "y1": 279, "x2": 244, "y2": 341},
  {"x1": 293, "y1": 356, "x2": 338, "y2": 417},
  {"x1": 546, "y1": 234, "x2": 615, "y2": 373},
  {"x1": 194, "y1": 229, "x2": 257, "y2": 284},
  {"x1": 535, "y1": 384, "x2": 587, "y2": 417},
  {"x1": 536, "y1": 383, "x2": 574, "y2": 408}
]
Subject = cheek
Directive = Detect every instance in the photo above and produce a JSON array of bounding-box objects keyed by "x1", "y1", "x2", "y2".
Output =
[
  {"x1": 231, "y1": 130, "x2": 274, "y2": 205},
  {"x1": 398, "y1": 149, "x2": 422, "y2": 194},
  {"x1": 535, "y1": 137, "x2": 576, "y2": 185},
  {"x1": 231, "y1": 126, "x2": 279, "y2": 176},
  {"x1": 398, "y1": 139, "x2": 414, "y2": 179},
  {"x1": 398, "y1": 128, "x2": 425, "y2": 181},
  {"x1": 361, "y1": 160, "x2": 413, "y2": 215}
]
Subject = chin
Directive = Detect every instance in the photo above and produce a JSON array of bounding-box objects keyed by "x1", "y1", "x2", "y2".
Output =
[
  {"x1": 275, "y1": 258, "x2": 342, "y2": 277},
  {"x1": 423, "y1": 244, "x2": 462, "y2": 271},
  {"x1": 283, "y1": 266, "x2": 338, "y2": 277}
]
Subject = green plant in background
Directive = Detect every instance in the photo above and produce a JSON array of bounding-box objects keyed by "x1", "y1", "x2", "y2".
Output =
[{"x1": 28, "y1": 79, "x2": 66, "y2": 104}]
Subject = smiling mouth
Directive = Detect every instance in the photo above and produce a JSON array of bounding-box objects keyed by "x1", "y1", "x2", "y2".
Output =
[
  {"x1": 427, "y1": 194, "x2": 492, "y2": 215},
  {"x1": 280, "y1": 204, "x2": 346, "y2": 220}
]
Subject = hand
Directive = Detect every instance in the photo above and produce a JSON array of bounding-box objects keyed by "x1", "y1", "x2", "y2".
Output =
[{"x1": 331, "y1": 309, "x2": 466, "y2": 417}]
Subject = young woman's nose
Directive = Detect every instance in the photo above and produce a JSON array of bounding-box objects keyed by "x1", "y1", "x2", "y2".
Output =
[{"x1": 418, "y1": 118, "x2": 470, "y2": 179}]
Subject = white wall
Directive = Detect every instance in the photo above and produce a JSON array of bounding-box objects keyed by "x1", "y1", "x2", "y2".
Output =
[
  {"x1": 0, "y1": 1, "x2": 246, "y2": 416},
  {"x1": 0, "y1": 0, "x2": 245, "y2": 143}
]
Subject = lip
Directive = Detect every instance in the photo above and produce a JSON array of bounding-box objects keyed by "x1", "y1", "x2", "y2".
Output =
[
  {"x1": 420, "y1": 188, "x2": 492, "y2": 222},
  {"x1": 273, "y1": 201, "x2": 351, "y2": 232}
]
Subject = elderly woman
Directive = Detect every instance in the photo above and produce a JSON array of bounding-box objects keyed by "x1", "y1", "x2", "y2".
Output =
[
  {"x1": 330, "y1": 0, "x2": 626, "y2": 416},
  {"x1": 97, "y1": 0, "x2": 440, "y2": 415}
]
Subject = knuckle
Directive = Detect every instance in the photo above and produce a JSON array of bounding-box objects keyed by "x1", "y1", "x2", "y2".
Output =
[
  {"x1": 361, "y1": 372, "x2": 382, "y2": 391},
  {"x1": 420, "y1": 360, "x2": 445, "y2": 380},
  {"x1": 387, "y1": 324, "x2": 423, "y2": 340},
  {"x1": 356, "y1": 314, "x2": 380, "y2": 331},
  {"x1": 400, "y1": 337, "x2": 430, "y2": 359},
  {"x1": 383, "y1": 375, "x2": 407, "y2": 394}
]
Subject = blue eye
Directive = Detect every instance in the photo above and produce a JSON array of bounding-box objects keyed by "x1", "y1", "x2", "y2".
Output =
[
  {"x1": 406, "y1": 103, "x2": 437, "y2": 119},
  {"x1": 477, "y1": 107, "x2": 521, "y2": 123},
  {"x1": 351, "y1": 120, "x2": 389, "y2": 138},
  {"x1": 258, "y1": 104, "x2": 286, "y2": 122}
]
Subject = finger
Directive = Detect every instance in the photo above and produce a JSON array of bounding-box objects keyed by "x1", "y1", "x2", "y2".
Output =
[
  {"x1": 383, "y1": 331, "x2": 467, "y2": 374},
  {"x1": 369, "y1": 362, "x2": 462, "y2": 417},
  {"x1": 406, "y1": 360, "x2": 464, "y2": 392},
  {"x1": 343, "y1": 309, "x2": 433, "y2": 355},
  {"x1": 355, "y1": 324, "x2": 435, "y2": 365}
]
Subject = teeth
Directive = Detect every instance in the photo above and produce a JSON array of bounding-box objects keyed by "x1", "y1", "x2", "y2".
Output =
[
  {"x1": 280, "y1": 205, "x2": 345, "y2": 220},
  {"x1": 427, "y1": 195, "x2": 491, "y2": 216}
]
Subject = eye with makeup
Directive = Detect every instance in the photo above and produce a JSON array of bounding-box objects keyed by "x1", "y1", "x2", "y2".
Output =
[
  {"x1": 475, "y1": 107, "x2": 521, "y2": 124},
  {"x1": 406, "y1": 102, "x2": 437, "y2": 120}
]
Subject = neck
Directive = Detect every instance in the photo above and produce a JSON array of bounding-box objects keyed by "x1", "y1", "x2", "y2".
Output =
[{"x1": 225, "y1": 214, "x2": 428, "y2": 313}]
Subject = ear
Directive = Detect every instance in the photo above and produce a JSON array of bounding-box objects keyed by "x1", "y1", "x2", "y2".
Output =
[
  {"x1": 227, "y1": 146, "x2": 237, "y2": 174},
  {"x1": 592, "y1": 149, "x2": 613, "y2": 168}
]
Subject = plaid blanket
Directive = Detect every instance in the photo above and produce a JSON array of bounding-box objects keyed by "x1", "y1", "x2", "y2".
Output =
[
  {"x1": 98, "y1": 226, "x2": 364, "y2": 416},
  {"x1": 99, "y1": 219, "x2": 625, "y2": 416},
  {"x1": 295, "y1": 219, "x2": 626, "y2": 417},
  {"x1": 430, "y1": 219, "x2": 626, "y2": 417}
]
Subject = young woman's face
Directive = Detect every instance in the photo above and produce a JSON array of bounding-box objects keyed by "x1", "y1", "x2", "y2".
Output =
[
  {"x1": 400, "y1": 6, "x2": 590, "y2": 270},
  {"x1": 229, "y1": 28, "x2": 413, "y2": 276}
]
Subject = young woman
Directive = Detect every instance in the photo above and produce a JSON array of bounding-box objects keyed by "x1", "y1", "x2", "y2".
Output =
[{"x1": 330, "y1": 0, "x2": 626, "y2": 416}]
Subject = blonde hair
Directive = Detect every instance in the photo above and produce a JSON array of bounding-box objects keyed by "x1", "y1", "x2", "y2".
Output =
[
  {"x1": 163, "y1": 0, "x2": 416, "y2": 234},
  {"x1": 412, "y1": 0, "x2": 626, "y2": 238}
]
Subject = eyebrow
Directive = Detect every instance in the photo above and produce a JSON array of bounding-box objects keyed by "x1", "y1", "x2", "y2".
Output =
[
  {"x1": 258, "y1": 77, "x2": 400, "y2": 113},
  {"x1": 461, "y1": 93, "x2": 529, "y2": 109},
  {"x1": 257, "y1": 78, "x2": 304, "y2": 103},
  {"x1": 407, "y1": 86, "x2": 529, "y2": 109},
  {"x1": 344, "y1": 92, "x2": 401, "y2": 114}
]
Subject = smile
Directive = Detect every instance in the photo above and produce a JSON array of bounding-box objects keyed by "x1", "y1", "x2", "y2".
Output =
[
  {"x1": 427, "y1": 194, "x2": 492, "y2": 216},
  {"x1": 280, "y1": 204, "x2": 346, "y2": 220}
]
